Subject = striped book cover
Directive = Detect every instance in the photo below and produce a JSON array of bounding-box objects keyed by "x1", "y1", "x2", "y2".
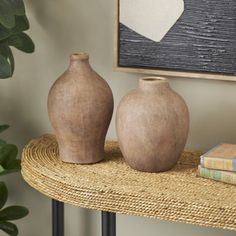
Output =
[
  {"x1": 200, "y1": 143, "x2": 236, "y2": 172},
  {"x1": 197, "y1": 165, "x2": 236, "y2": 185}
]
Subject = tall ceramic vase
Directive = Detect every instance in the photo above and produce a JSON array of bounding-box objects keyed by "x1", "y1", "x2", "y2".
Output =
[
  {"x1": 116, "y1": 77, "x2": 189, "y2": 172},
  {"x1": 48, "y1": 53, "x2": 114, "y2": 164}
]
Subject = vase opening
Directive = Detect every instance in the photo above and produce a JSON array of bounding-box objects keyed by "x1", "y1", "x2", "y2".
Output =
[
  {"x1": 139, "y1": 77, "x2": 169, "y2": 91},
  {"x1": 141, "y1": 77, "x2": 167, "y2": 82},
  {"x1": 70, "y1": 52, "x2": 89, "y2": 61}
]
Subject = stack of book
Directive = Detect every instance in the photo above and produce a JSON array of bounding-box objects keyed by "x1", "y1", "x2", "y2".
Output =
[{"x1": 198, "y1": 143, "x2": 236, "y2": 185}]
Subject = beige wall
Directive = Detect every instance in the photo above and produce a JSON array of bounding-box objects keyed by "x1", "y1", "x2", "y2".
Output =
[{"x1": 0, "y1": 0, "x2": 236, "y2": 235}]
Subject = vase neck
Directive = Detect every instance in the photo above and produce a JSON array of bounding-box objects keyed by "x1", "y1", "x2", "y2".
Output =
[
  {"x1": 69, "y1": 53, "x2": 91, "y2": 71},
  {"x1": 138, "y1": 77, "x2": 170, "y2": 92}
]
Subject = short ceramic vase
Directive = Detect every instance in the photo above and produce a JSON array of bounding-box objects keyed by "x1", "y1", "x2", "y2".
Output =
[
  {"x1": 116, "y1": 77, "x2": 189, "y2": 172},
  {"x1": 48, "y1": 53, "x2": 114, "y2": 164}
]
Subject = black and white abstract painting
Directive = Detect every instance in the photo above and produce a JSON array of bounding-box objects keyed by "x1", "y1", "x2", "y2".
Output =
[{"x1": 118, "y1": 0, "x2": 236, "y2": 77}]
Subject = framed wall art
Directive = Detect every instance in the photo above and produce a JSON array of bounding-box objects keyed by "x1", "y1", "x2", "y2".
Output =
[{"x1": 114, "y1": 0, "x2": 236, "y2": 81}]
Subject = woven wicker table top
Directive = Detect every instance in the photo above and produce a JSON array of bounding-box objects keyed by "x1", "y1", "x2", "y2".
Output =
[{"x1": 21, "y1": 134, "x2": 236, "y2": 231}]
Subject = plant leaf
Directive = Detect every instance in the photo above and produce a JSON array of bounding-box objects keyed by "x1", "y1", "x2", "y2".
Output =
[
  {"x1": 0, "y1": 165, "x2": 5, "y2": 173},
  {"x1": 0, "y1": 1, "x2": 15, "y2": 29},
  {"x1": 7, "y1": 47, "x2": 14, "y2": 75},
  {"x1": 0, "y1": 55, "x2": 11, "y2": 78},
  {"x1": 0, "y1": 144, "x2": 18, "y2": 168},
  {"x1": 8, "y1": 0, "x2": 25, "y2": 16},
  {"x1": 6, "y1": 159, "x2": 20, "y2": 170},
  {"x1": 0, "y1": 44, "x2": 14, "y2": 76},
  {"x1": 7, "y1": 32, "x2": 34, "y2": 53},
  {"x1": 0, "y1": 206, "x2": 29, "y2": 221},
  {"x1": 0, "y1": 125, "x2": 9, "y2": 133},
  {"x1": 0, "y1": 221, "x2": 18, "y2": 236},
  {"x1": 0, "y1": 15, "x2": 29, "y2": 41},
  {"x1": 0, "y1": 182, "x2": 8, "y2": 209},
  {"x1": 11, "y1": 15, "x2": 29, "y2": 33},
  {"x1": 0, "y1": 140, "x2": 6, "y2": 147},
  {"x1": 0, "y1": 25, "x2": 10, "y2": 40}
]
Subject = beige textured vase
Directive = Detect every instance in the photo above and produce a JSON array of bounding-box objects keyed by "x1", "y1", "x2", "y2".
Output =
[
  {"x1": 48, "y1": 53, "x2": 114, "y2": 164},
  {"x1": 116, "y1": 77, "x2": 189, "y2": 172}
]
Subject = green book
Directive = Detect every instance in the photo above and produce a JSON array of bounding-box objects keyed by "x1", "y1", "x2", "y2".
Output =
[{"x1": 198, "y1": 165, "x2": 236, "y2": 185}]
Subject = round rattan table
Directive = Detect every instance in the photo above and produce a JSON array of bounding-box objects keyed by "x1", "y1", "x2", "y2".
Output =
[{"x1": 21, "y1": 134, "x2": 236, "y2": 236}]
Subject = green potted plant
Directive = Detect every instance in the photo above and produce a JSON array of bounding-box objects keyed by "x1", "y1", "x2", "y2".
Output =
[{"x1": 0, "y1": 0, "x2": 34, "y2": 235}]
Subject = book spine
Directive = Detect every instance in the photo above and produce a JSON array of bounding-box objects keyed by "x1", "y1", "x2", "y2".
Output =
[
  {"x1": 200, "y1": 156, "x2": 236, "y2": 171},
  {"x1": 198, "y1": 166, "x2": 236, "y2": 185}
]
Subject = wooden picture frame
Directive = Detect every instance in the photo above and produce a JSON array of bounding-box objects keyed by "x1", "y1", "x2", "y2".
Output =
[{"x1": 114, "y1": 0, "x2": 236, "y2": 81}]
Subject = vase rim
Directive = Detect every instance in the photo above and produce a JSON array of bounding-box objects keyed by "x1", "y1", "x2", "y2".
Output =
[
  {"x1": 140, "y1": 76, "x2": 168, "y2": 83},
  {"x1": 70, "y1": 52, "x2": 89, "y2": 61},
  {"x1": 139, "y1": 77, "x2": 169, "y2": 90}
]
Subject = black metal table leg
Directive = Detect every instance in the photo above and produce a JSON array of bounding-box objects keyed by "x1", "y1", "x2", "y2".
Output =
[
  {"x1": 102, "y1": 211, "x2": 116, "y2": 236},
  {"x1": 52, "y1": 199, "x2": 64, "y2": 236}
]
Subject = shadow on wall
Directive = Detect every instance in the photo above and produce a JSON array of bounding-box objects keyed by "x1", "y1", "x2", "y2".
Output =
[
  {"x1": 189, "y1": 101, "x2": 236, "y2": 150},
  {"x1": 0, "y1": 91, "x2": 41, "y2": 149},
  {"x1": 176, "y1": 78, "x2": 236, "y2": 151},
  {"x1": 66, "y1": 206, "x2": 96, "y2": 236},
  {"x1": 3, "y1": 121, "x2": 38, "y2": 150},
  {"x1": 26, "y1": 0, "x2": 112, "y2": 56},
  {"x1": 117, "y1": 213, "x2": 236, "y2": 236}
]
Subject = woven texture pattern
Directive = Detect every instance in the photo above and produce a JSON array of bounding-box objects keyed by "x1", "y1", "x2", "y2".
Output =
[{"x1": 21, "y1": 134, "x2": 236, "y2": 231}]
